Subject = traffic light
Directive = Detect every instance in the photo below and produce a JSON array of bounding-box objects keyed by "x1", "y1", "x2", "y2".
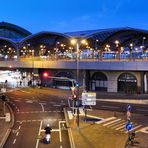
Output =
[
  {"x1": 43, "y1": 72, "x2": 48, "y2": 78},
  {"x1": 71, "y1": 87, "x2": 77, "y2": 100}
]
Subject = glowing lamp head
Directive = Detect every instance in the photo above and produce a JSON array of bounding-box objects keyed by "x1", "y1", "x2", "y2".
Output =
[
  {"x1": 43, "y1": 72, "x2": 48, "y2": 77},
  {"x1": 9, "y1": 65, "x2": 12, "y2": 68}
]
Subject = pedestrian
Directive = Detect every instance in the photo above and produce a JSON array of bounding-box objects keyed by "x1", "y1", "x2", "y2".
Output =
[
  {"x1": 20, "y1": 81, "x2": 22, "y2": 86},
  {"x1": 44, "y1": 124, "x2": 52, "y2": 144}
]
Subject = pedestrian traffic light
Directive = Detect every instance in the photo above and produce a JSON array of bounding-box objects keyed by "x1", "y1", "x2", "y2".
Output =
[
  {"x1": 9, "y1": 65, "x2": 12, "y2": 68},
  {"x1": 71, "y1": 87, "x2": 77, "y2": 100},
  {"x1": 43, "y1": 72, "x2": 48, "y2": 78}
]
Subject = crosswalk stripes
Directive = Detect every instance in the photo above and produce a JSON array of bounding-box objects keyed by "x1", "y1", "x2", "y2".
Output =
[
  {"x1": 107, "y1": 119, "x2": 123, "y2": 128},
  {"x1": 103, "y1": 119, "x2": 121, "y2": 126},
  {"x1": 99, "y1": 117, "x2": 144, "y2": 133},
  {"x1": 96, "y1": 117, "x2": 116, "y2": 125},
  {"x1": 110, "y1": 121, "x2": 126, "y2": 129},
  {"x1": 125, "y1": 125, "x2": 142, "y2": 133}
]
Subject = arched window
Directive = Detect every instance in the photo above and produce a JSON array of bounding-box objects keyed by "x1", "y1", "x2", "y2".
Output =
[
  {"x1": 118, "y1": 73, "x2": 137, "y2": 93},
  {"x1": 91, "y1": 72, "x2": 107, "y2": 91}
]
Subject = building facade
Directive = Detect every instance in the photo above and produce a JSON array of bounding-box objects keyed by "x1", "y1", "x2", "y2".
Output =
[{"x1": 0, "y1": 22, "x2": 148, "y2": 93}]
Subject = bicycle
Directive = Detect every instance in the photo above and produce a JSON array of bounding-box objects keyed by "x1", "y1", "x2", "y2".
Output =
[{"x1": 125, "y1": 132, "x2": 135, "y2": 148}]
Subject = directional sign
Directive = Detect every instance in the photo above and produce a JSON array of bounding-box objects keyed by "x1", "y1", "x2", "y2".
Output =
[
  {"x1": 127, "y1": 104, "x2": 132, "y2": 111},
  {"x1": 126, "y1": 122, "x2": 133, "y2": 131},
  {"x1": 82, "y1": 92, "x2": 96, "y2": 106}
]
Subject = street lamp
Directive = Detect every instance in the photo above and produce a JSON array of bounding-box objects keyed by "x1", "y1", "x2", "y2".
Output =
[
  {"x1": 115, "y1": 40, "x2": 120, "y2": 60},
  {"x1": 129, "y1": 43, "x2": 133, "y2": 61},
  {"x1": 71, "y1": 38, "x2": 87, "y2": 130}
]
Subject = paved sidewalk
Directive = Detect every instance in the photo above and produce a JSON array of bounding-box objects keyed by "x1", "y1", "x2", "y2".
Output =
[
  {"x1": 0, "y1": 101, "x2": 14, "y2": 148},
  {"x1": 64, "y1": 108, "x2": 148, "y2": 148}
]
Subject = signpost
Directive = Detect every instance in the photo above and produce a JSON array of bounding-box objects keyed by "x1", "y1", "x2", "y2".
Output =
[
  {"x1": 82, "y1": 92, "x2": 96, "y2": 121},
  {"x1": 82, "y1": 92, "x2": 96, "y2": 106}
]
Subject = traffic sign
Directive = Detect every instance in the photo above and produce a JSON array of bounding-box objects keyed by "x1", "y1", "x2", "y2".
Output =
[
  {"x1": 82, "y1": 92, "x2": 96, "y2": 106},
  {"x1": 125, "y1": 122, "x2": 133, "y2": 131},
  {"x1": 127, "y1": 104, "x2": 132, "y2": 111}
]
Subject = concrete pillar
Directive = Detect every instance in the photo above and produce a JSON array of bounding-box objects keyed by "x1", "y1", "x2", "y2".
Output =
[
  {"x1": 144, "y1": 74, "x2": 147, "y2": 93},
  {"x1": 107, "y1": 72, "x2": 118, "y2": 92},
  {"x1": 141, "y1": 72, "x2": 144, "y2": 94}
]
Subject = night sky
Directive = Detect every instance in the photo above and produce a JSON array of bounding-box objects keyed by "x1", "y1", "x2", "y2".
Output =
[{"x1": 0, "y1": 0, "x2": 148, "y2": 33}]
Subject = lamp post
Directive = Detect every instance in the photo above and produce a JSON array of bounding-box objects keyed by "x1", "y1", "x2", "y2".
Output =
[
  {"x1": 142, "y1": 37, "x2": 146, "y2": 60},
  {"x1": 115, "y1": 40, "x2": 120, "y2": 60},
  {"x1": 129, "y1": 43, "x2": 133, "y2": 61},
  {"x1": 71, "y1": 38, "x2": 87, "y2": 130}
]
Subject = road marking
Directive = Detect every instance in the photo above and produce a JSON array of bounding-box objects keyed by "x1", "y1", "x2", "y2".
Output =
[
  {"x1": 26, "y1": 100, "x2": 34, "y2": 103},
  {"x1": 125, "y1": 125, "x2": 143, "y2": 133},
  {"x1": 110, "y1": 121, "x2": 125, "y2": 128},
  {"x1": 103, "y1": 119, "x2": 121, "y2": 126},
  {"x1": 116, "y1": 124, "x2": 126, "y2": 130},
  {"x1": 13, "y1": 139, "x2": 16, "y2": 144},
  {"x1": 111, "y1": 122, "x2": 126, "y2": 129},
  {"x1": 102, "y1": 105, "x2": 119, "y2": 109},
  {"x1": 60, "y1": 145, "x2": 62, "y2": 148},
  {"x1": 36, "y1": 121, "x2": 43, "y2": 148},
  {"x1": 96, "y1": 117, "x2": 116, "y2": 124},
  {"x1": 53, "y1": 104, "x2": 61, "y2": 107},
  {"x1": 16, "y1": 132, "x2": 19, "y2": 136},
  {"x1": 18, "y1": 126, "x2": 21, "y2": 130},
  {"x1": 39, "y1": 103, "x2": 45, "y2": 112}
]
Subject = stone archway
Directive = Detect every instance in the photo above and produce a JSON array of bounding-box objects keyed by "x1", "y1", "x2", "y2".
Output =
[
  {"x1": 91, "y1": 72, "x2": 107, "y2": 91},
  {"x1": 118, "y1": 73, "x2": 137, "y2": 93}
]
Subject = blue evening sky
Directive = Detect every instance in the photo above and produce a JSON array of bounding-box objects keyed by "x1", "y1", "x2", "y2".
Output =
[{"x1": 0, "y1": 0, "x2": 148, "y2": 33}]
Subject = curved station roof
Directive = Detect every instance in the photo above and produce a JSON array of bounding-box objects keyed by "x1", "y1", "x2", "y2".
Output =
[{"x1": 0, "y1": 22, "x2": 148, "y2": 48}]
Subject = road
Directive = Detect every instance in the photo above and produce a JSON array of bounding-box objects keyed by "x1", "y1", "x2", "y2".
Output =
[
  {"x1": 4, "y1": 88, "x2": 70, "y2": 148},
  {"x1": 3, "y1": 87, "x2": 148, "y2": 148}
]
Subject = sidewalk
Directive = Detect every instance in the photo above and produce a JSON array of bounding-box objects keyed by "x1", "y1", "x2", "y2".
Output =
[
  {"x1": 64, "y1": 108, "x2": 148, "y2": 148},
  {"x1": 0, "y1": 101, "x2": 14, "y2": 148}
]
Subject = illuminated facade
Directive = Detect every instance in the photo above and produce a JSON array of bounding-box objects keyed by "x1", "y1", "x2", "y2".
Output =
[{"x1": 0, "y1": 21, "x2": 148, "y2": 93}]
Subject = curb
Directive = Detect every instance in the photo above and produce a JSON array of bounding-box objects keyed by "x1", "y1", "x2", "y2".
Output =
[
  {"x1": 64, "y1": 108, "x2": 75, "y2": 148},
  {"x1": 0, "y1": 103, "x2": 15, "y2": 148}
]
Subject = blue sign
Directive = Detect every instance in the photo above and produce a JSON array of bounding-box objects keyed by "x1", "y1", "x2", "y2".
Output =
[
  {"x1": 126, "y1": 122, "x2": 133, "y2": 131},
  {"x1": 127, "y1": 104, "x2": 132, "y2": 111}
]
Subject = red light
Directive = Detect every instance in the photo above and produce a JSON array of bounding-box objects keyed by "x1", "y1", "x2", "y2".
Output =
[
  {"x1": 43, "y1": 72, "x2": 48, "y2": 77},
  {"x1": 9, "y1": 65, "x2": 12, "y2": 68}
]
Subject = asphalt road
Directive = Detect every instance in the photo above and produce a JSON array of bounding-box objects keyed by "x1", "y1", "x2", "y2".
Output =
[
  {"x1": 4, "y1": 88, "x2": 70, "y2": 148},
  {"x1": 3, "y1": 87, "x2": 148, "y2": 148}
]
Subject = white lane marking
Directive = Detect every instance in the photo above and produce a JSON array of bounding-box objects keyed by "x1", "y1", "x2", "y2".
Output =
[
  {"x1": 13, "y1": 139, "x2": 16, "y2": 144},
  {"x1": 125, "y1": 125, "x2": 143, "y2": 133},
  {"x1": 107, "y1": 119, "x2": 122, "y2": 127},
  {"x1": 18, "y1": 126, "x2": 21, "y2": 130},
  {"x1": 103, "y1": 119, "x2": 121, "y2": 126},
  {"x1": 36, "y1": 121, "x2": 43, "y2": 148},
  {"x1": 137, "y1": 126, "x2": 148, "y2": 133},
  {"x1": 26, "y1": 100, "x2": 34, "y2": 103},
  {"x1": 108, "y1": 120, "x2": 125, "y2": 129},
  {"x1": 40, "y1": 129, "x2": 60, "y2": 132},
  {"x1": 16, "y1": 132, "x2": 19, "y2": 136},
  {"x1": 96, "y1": 117, "x2": 116, "y2": 124},
  {"x1": 111, "y1": 122, "x2": 126, "y2": 129},
  {"x1": 59, "y1": 121, "x2": 62, "y2": 142},
  {"x1": 102, "y1": 105, "x2": 119, "y2": 109},
  {"x1": 136, "y1": 109, "x2": 148, "y2": 112},
  {"x1": 60, "y1": 145, "x2": 62, "y2": 148},
  {"x1": 53, "y1": 105, "x2": 61, "y2": 107},
  {"x1": 39, "y1": 103, "x2": 45, "y2": 111}
]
